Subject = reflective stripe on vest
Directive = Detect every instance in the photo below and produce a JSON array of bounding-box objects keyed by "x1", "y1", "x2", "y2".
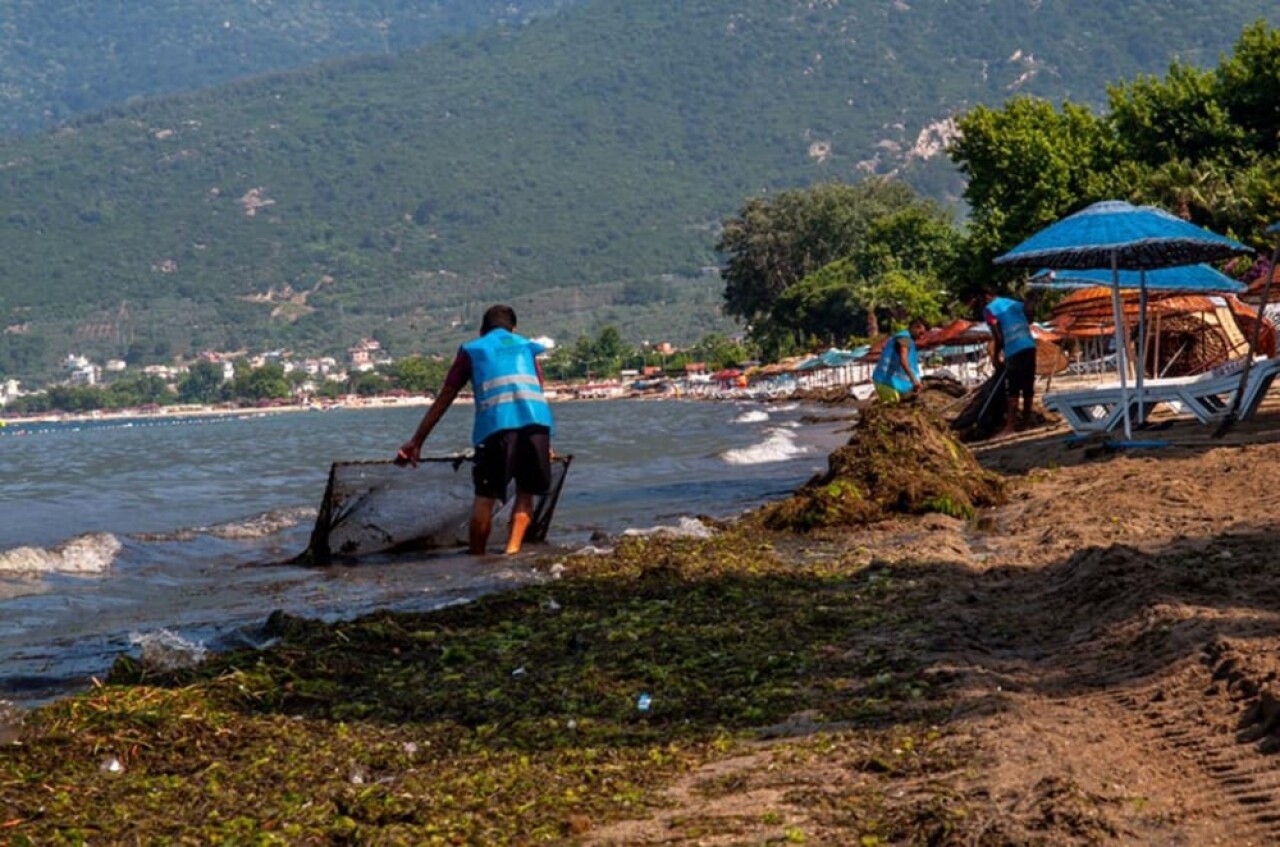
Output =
[
  {"x1": 463, "y1": 329, "x2": 554, "y2": 445},
  {"x1": 987, "y1": 298, "x2": 1035, "y2": 356},
  {"x1": 871, "y1": 330, "x2": 921, "y2": 394}
]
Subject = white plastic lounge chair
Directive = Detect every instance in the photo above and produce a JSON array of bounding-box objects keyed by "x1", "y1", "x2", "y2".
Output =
[
  {"x1": 1044, "y1": 380, "x2": 1187, "y2": 433},
  {"x1": 1237, "y1": 356, "x2": 1280, "y2": 420},
  {"x1": 1044, "y1": 357, "x2": 1280, "y2": 434}
]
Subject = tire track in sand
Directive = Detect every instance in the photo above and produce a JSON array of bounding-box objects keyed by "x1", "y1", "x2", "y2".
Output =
[{"x1": 1097, "y1": 640, "x2": 1280, "y2": 843}]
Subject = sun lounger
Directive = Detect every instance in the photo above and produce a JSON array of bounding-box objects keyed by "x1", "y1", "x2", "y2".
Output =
[
  {"x1": 1044, "y1": 357, "x2": 1280, "y2": 434},
  {"x1": 1237, "y1": 356, "x2": 1280, "y2": 420}
]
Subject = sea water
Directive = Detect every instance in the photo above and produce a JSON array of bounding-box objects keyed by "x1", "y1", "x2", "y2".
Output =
[{"x1": 0, "y1": 398, "x2": 848, "y2": 705}]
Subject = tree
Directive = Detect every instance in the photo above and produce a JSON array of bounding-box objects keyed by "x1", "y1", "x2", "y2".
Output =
[
  {"x1": 177, "y1": 360, "x2": 227, "y2": 404},
  {"x1": 540, "y1": 346, "x2": 578, "y2": 382},
  {"x1": 104, "y1": 374, "x2": 173, "y2": 408},
  {"x1": 1216, "y1": 22, "x2": 1280, "y2": 158},
  {"x1": 390, "y1": 356, "x2": 446, "y2": 393},
  {"x1": 1107, "y1": 63, "x2": 1241, "y2": 168},
  {"x1": 716, "y1": 180, "x2": 922, "y2": 325},
  {"x1": 949, "y1": 97, "x2": 1118, "y2": 282},
  {"x1": 591, "y1": 326, "x2": 629, "y2": 376},
  {"x1": 740, "y1": 185, "x2": 959, "y2": 344},
  {"x1": 349, "y1": 369, "x2": 387, "y2": 397},
  {"x1": 229, "y1": 363, "x2": 290, "y2": 402},
  {"x1": 688, "y1": 333, "x2": 750, "y2": 370}
]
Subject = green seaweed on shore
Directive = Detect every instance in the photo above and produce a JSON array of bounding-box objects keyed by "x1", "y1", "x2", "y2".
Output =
[
  {"x1": 0, "y1": 531, "x2": 970, "y2": 844},
  {"x1": 761, "y1": 403, "x2": 1006, "y2": 530}
]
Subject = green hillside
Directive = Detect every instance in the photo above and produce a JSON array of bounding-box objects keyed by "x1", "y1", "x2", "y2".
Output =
[
  {"x1": 0, "y1": 0, "x2": 577, "y2": 137},
  {"x1": 1, "y1": 0, "x2": 1277, "y2": 378}
]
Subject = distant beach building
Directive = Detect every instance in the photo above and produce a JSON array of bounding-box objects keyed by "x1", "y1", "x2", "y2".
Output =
[
  {"x1": 64, "y1": 354, "x2": 99, "y2": 386},
  {"x1": 348, "y1": 338, "x2": 386, "y2": 372},
  {"x1": 530, "y1": 335, "x2": 556, "y2": 351},
  {"x1": 1, "y1": 379, "x2": 19, "y2": 406},
  {"x1": 300, "y1": 357, "x2": 340, "y2": 378},
  {"x1": 142, "y1": 364, "x2": 180, "y2": 380}
]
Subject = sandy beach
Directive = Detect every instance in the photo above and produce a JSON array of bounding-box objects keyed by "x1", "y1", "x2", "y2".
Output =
[{"x1": 5, "y1": 397, "x2": 1280, "y2": 843}]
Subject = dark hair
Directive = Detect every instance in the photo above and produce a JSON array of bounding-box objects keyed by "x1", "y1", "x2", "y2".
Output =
[{"x1": 480, "y1": 304, "x2": 517, "y2": 334}]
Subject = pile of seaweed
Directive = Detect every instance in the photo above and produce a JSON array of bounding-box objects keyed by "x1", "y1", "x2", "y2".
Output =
[{"x1": 762, "y1": 402, "x2": 1007, "y2": 530}]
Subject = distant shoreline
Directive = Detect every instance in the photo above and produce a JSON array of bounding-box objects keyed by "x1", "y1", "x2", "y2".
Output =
[
  {"x1": 0, "y1": 388, "x2": 694, "y2": 430},
  {"x1": 0, "y1": 395, "x2": 435, "y2": 429}
]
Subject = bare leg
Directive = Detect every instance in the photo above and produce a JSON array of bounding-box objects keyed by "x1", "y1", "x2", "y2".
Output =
[
  {"x1": 505, "y1": 491, "x2": 535, "y2": 555},
  {"x1": 998, "y1": 396, "x2": 1017, "y2": 437},
  {"x1": 469, "y1": 496, "x2": 497, "y2": 555}
]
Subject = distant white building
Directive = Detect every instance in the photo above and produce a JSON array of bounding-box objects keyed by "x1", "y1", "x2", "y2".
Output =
[
  {"x1": 1, "y1": 379, "x2": 19, "y2": 406},
  {"x1": 64, "y1": 354, "x2": 99, "y2": 386},
  {"x1": 105, "y1": 359, "x2": 128, "y2": 373},
  {"x1": 142, "y1": 364, "x2": 179, "y2": 379},
  {"x1": 348, "y1": 338, "x2": 390, "y2": 372},
  {"x1": 531, "y1": 335, "x2": 556, "y2": 351}
]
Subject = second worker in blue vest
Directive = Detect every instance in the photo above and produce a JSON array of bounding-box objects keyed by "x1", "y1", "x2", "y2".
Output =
[
  {"x1": 871, "y1": 320, "x2": 926, "y2": 403},
  {"x1": 982, "y1": 291, "x2": 1037, "y2": 438},
  {"x1": 398, "y1": 304, "x2": 555, "y2": 555}
]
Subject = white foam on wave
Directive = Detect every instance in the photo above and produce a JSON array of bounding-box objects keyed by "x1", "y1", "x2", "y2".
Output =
[
  {"x1": 719, "y1": 428, "x2": 807, "y2": 465},
  {"x1": 732, "y1": 409, "x2": 770, "y2": 424},
  {"x1": 133, "y1": 507, "x2": 317, "y2": 543},
  {"x1": 206, "y1": 506, "x2": 317, "y2": 540},
  {"x1": 129, "y1": 629, "x2": 207, "y2": 672},
  {"x1": 622, "y1": 516, "x2": 715, "y2": 539},
  {"x1": 0, "y1": 532, "x2": 123, "y2": 575}
]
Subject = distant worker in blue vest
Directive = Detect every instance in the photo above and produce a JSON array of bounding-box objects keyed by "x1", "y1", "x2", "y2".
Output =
[
  {"x1": 982, "y1": 290, "x2": 1037, "y2": 438},
  {"x1": 397, "y1": 304, "x2": 554, "y2": 556},
  {"x1": 871, "y1": 319, "x2": 926, "y2": 403}
]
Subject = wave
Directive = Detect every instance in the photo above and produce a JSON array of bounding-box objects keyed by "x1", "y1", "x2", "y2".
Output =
[
  {"x1": 732, "y1": 409, "x2": 770, "y2": 424},
  {"x1": 129, "y1": 629, "x2": 208, "y2": 672},
  {"x1": 719, "y1": 428, "x2": 808, "y2": 466},
  {"x1": 622, "y1": 516, "x2": 714, "y2": 539},
  {"x1": 205, "y1": 507, "x2": 316, "y2": 540},
  {"x1": 131, "y1": 506, "x2": 316, "y2": 543},
  {"x1": 0, "y1": 532, "x2": 123, "y2": 574}
]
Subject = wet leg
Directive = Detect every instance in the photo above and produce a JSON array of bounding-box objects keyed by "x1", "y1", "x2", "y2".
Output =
[
  {"x1": 470, "y1": 496, "x2": 497, "y2": 555},
  {"x1": 505, "y1": 491, "x2": 535, "y2": 555}
]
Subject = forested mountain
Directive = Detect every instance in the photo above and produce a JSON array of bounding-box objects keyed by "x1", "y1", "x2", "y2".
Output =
[
  {"x1": 0, "y1": 0, "x2": 578, "y2": 137},
  {"x1": 1, "y1": 0, "x2": 1276, "y2": 378}
]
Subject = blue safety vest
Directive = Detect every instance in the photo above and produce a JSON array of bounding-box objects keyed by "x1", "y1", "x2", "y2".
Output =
[
  {"x1": 986, "y1": 297, "x2": 1036, "y2": 356},
  {"x1": 462, "y1": 329, "x2": 554, "y2": 445},
  {"x1": 871, "y1": 330, "x2": 921, "y2": 393}
]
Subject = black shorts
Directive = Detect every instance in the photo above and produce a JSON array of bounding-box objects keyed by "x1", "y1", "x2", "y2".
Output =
[
  {"x1": 472, "y1": 425, "x2": 551, "y2": 501},
  {"x1": 1005, "y1": 348, "x2": 1037, "y2": 402}
]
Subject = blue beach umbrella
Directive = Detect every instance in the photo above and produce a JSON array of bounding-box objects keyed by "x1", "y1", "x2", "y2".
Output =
[
  {"x1": 997, "y1": 201, "x2": 1251, "y2": 270},
  {"x1": 1028, "y1": 264, "x2": 1246, "y2": 294},
  {"x1": 995, "y1": 200, "x2": 1254, "y2": 439}
]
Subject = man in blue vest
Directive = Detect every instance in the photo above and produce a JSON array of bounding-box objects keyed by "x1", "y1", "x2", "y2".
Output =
[
  {"x1": 871, "y1": 319, "x2": 925, "y2": 403},
  {"x1": 397, "y1": 304, "x2": 554, "y2": 555},
  {"x1": 983, "y1": 291, "x2": 1036, "y2": 438}
]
